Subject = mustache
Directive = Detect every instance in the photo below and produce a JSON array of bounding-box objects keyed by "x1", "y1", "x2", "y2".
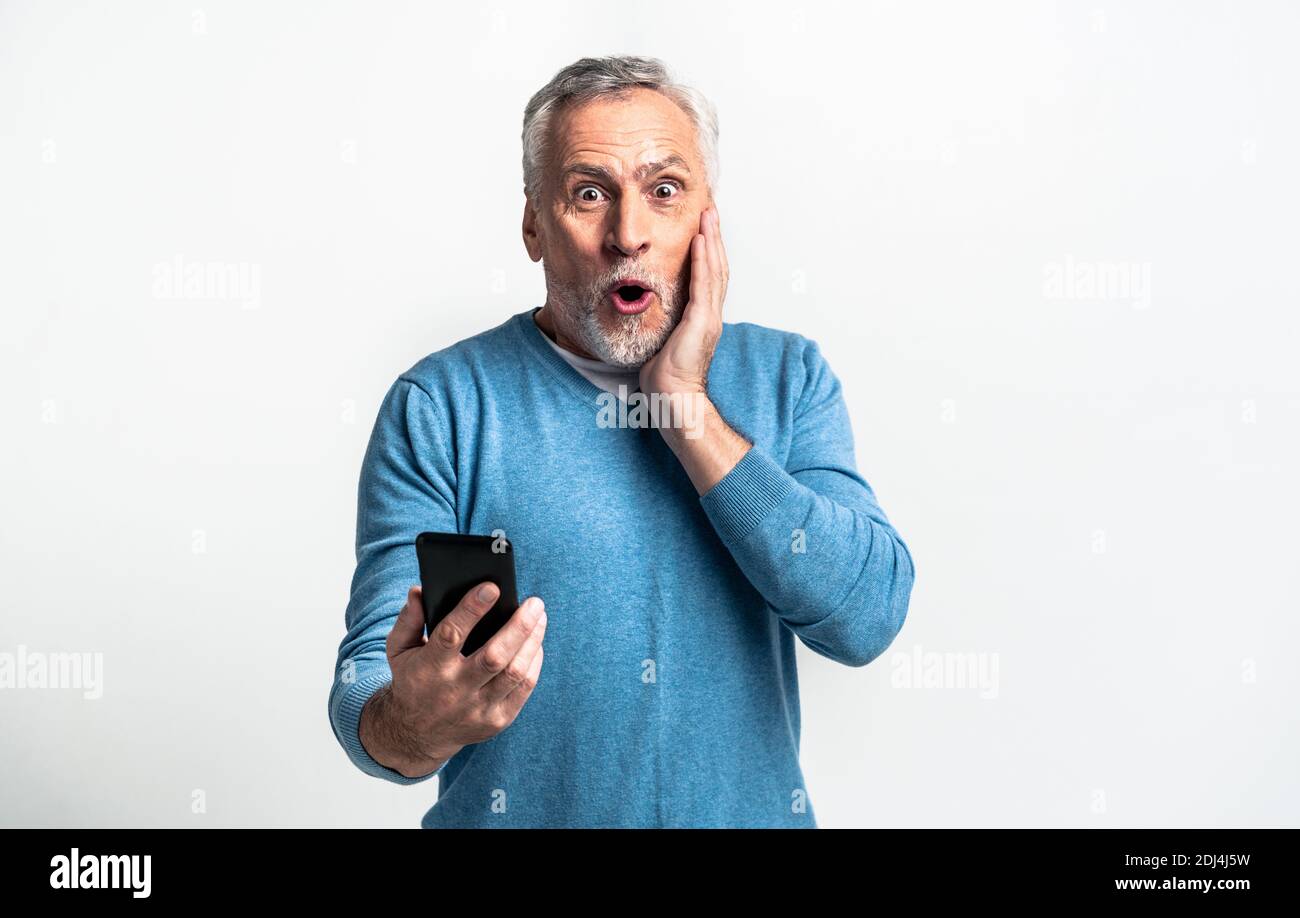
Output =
[
  {"x1": 590, "y1": 267, "x2": 665, "y2": 298},
  {"x1": 543, "y1": 258, "x2": 687, "y2": 323}
]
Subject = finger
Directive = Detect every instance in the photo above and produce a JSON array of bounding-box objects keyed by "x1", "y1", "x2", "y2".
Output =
[
  {"x1": 685, "y1": 232, "x2": 709, "y2": 318},
  {"x1": 685, "y1": 225, "x2": 718, "y2": 332},
  {"x1": 386, "y1": 585, "x2": 427, "y2": 659},
  {"x1": 711, "y1": 205, "x2": 729, "y2": 289},
  {"x1": 704, "y1": 208, "x2": 727, "y2": 324},
  {"x1": 703, "y1": 206, "x2": 723, "y2": 281},
  {"x1": 501, "y1": 642, "x2": 544, "y2": 713},
  {"x1": 426, "y1": 580, "x2": 500, "y2": 660},
  {"x1": 466, "y1": 596, "x2": 545, "y2": 687},
  {"x1": 480, "y1": 606, "x2": 546, "y2": 705}
]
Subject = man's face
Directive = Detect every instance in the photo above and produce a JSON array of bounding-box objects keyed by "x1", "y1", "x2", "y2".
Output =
[{"x1": 523, "y1": 87, "x2": 712, "y2": 368}]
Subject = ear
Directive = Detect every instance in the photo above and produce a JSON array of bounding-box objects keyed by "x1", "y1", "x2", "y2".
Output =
[{"x1": 522, "y1": 194, "x2": 543, "y2": 263}]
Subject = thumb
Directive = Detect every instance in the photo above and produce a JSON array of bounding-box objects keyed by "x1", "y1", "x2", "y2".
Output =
[{"x1": 386, "y1": 585, "x2": 426, "y2": 659}]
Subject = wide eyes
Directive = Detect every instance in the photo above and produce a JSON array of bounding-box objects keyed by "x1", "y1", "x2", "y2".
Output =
[{"x1": 574, "y1": 181, "x2": 681, "y2": 205}]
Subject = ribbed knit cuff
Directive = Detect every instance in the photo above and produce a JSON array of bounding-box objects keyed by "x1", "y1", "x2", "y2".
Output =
[
  {"x1": 699, "y1": 444, "x2": 795, "y2": 542},
  {"x1": 333, "y1": 669, "x2": 442, "y2": 785}
]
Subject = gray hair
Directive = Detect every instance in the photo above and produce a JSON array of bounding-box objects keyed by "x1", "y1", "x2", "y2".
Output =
[{"x1": 521, "y1": 55, "x2": 720, "y2": 211}]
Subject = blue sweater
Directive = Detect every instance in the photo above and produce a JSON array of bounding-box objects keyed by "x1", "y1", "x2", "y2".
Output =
[{"x1": 328, "y1": 307, "x2": 916, "y2": 828}]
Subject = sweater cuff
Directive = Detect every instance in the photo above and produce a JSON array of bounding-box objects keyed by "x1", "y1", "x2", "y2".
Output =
[
  {"x1": 333, "y1": 670, "x2": 442, "y2": 785},
  {"x1": 699, "y1": 444, "x2": 795, "y2": 542}
]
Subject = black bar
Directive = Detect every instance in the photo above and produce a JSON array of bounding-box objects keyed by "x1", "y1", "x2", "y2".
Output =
[{"x1": 0, "y1": 828, "x2": 1289, "y2": 904}]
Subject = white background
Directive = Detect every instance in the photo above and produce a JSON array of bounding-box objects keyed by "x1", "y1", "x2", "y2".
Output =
[{"x1": 1, "y1": 0, "x2": 1296, "y2": 827}]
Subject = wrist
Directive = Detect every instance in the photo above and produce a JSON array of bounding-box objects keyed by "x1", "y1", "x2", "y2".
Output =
[
  {"x1": 644, "y1": 380, "x2": 707, "y2": 399},
  {"x1": 652, "y1": 389, "x2": 713, "y2": 446},
  {"x1": 656, "y1": 395, "x2": 752, "y2": 495},
  {"x1": 361, "y1": 684, "x2": 461, "y2": 777}
]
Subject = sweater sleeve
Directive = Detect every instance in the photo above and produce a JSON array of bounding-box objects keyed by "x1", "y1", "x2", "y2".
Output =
[
  {"x1": 328, "y1": 376, "x2": 459, "y2": 783},
  {"x1": 698, "y1": 339, "x2": 916, "y2": 667}
]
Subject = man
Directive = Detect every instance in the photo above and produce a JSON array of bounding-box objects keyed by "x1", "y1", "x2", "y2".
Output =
[{"x1": 328, "y1": 55, "x2": 916, "y2": 828}]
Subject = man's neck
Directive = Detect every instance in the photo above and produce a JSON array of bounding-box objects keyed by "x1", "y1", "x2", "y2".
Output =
[{"x1": 533, "y1": 305, "x2": 600, "y2": 362}]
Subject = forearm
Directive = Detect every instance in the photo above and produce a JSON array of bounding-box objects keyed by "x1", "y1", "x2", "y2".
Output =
[
  {"x1": 359, "y1": 683, "x2": 461, "y2": 780},
  {"x1": 656, "y1": 391, "x2": 751, "y2": 494},
  {"x1": 697, "y1": 444, "x2": 914, "y2": 667},
  {"x1": 656, "y1": 393, "x2": 896, "y2": 633}
]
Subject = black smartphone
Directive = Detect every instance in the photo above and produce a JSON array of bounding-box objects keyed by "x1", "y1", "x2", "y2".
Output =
[{"x1": 415, "y1": 531, "x2": 519, "y2": 656}]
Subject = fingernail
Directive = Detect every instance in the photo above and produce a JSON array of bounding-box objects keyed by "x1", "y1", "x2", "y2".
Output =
[{"x1": 478, "y1": 583, "x2": 496, "y2": 601}]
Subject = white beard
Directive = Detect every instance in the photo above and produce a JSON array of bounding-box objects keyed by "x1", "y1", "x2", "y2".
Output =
[{"x1": 543, "y1": 260, "x2": 685, "y2": 369}]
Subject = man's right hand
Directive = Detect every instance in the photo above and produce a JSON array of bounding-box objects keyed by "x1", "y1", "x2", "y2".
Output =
[{"x1": 359, "y1": 581, "x2": 547, "y2": 778}]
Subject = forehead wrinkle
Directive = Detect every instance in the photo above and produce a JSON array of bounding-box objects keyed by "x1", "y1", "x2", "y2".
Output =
[
  {"x1": 557, "y1": 136, "x2": 696, "y2": 185},
  {"x1": 548, "y1": 86, "x2": 703, "y2": 181}
]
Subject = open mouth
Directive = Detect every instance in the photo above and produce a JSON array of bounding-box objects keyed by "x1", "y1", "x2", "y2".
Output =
[{"x1": 608, "y1": 279, "x2": 654, "y2": 315}]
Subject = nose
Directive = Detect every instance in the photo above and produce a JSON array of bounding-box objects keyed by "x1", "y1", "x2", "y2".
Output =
[{"x1": 605, "y1": 195, "x2": 651, "y2": 259}]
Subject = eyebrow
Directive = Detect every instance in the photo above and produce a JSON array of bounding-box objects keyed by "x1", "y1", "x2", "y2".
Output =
[{"x1": 562, "y1": 154, "x2": 692, "y2": 185}]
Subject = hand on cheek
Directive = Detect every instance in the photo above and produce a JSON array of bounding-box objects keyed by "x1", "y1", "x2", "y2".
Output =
[{"x1": 640, "y1": 204, "x2": 729, "y2": 398}]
